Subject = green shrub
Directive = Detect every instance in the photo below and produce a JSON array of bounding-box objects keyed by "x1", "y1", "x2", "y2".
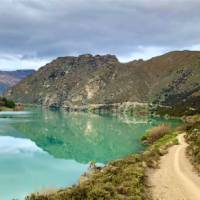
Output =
[
  {"x1": 0, "y1": 97, "x2": 16, "y2": 109},
  {"x1": 5, "y1": 99, "x2": 16, "y2": 108},
  {"x1": 185, "y1": 123, "x2": 200, "y2": 174}
]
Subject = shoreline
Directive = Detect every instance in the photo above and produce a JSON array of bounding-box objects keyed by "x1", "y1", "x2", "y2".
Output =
[
  {"x1": 26, "y1": 115, "x2": 200, "y2": 200},
  {"x1": 20, "y1": 101, "x2": 185, "y2": 120},
  {"x1": 26, "y1": 122, "x2": 182, "y2": 199}
]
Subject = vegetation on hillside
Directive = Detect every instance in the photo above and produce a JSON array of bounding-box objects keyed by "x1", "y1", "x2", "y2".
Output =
[
  {"x1": 0, "y1": 97, "x2": 16, "y2": 110},
  {"x1": 183, "y1": 115, "x2": 200, "y2": 174},
  {"x1": 5, "y1": 51, "x2": 200, "y2": 116},
  {"x1": 154, "y1": 96, "x2": 200, "y2": 117}
]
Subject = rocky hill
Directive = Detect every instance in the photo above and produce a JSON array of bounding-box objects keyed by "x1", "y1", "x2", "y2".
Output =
[
  {"x1": 5, "y1": 51, "x2": 200, "y2": 116},
  {"x1": 0, "y1": 70, "x2": 35, "y2": 94}
]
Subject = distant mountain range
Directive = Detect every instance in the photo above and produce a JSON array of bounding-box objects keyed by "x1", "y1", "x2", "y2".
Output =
[
  {"x1": 5, "y1": 51, "x2": 200, "y2": 116},
  {"x1": 0, "y1": 70, "x2": 35, "y2": 94}
]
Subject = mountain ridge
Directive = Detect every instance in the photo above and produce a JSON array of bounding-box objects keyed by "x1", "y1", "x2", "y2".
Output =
[{"x1": 5, "y1": 51, "x2": 200, "y2": 116}]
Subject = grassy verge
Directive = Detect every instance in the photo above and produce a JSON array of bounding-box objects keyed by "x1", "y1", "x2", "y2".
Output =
[
  {"x1": 0, "y1": 106, "x2": 13, "y2": 111},
  {"x1": 182, "y1": 115, "x2": 200, "y2": 174},
  {"x1": 141, "y1": 124, "x2": 172, "y2": 144}
]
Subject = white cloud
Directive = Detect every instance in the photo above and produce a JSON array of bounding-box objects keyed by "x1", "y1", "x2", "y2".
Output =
[
  {"x1": 118, "y1": 46, "x2": 170, "y2": 62},
  {"x1": 0, "y1": 54, "x2": 49, "y2": 70},
  {"x1": 1, "y1": 0, "x2": 200, "y2": 69},
  {"x1": 0, "y1": 136, "x2": 42, "y2": 154}
]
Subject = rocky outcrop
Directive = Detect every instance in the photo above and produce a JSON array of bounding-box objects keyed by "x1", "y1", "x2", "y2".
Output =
[
  {"x1": 6, "y1": 54, "x2": 149, "y2": 106},
  {"x1": 5, "y1": 51, "x2": 200, "y2": 115}
]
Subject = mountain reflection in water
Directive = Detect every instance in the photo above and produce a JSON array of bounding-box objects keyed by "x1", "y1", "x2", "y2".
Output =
[{"x1": 13, "y1": 108, "x2": 181, "y2": 163}]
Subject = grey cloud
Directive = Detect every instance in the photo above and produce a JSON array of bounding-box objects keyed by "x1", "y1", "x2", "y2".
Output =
[{"x1": 1, "y1": 0, "x2": 200, "y2": 66}]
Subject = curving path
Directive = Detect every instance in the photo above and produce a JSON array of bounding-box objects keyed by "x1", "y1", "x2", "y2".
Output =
[{"x1": 148, "y1": 134, "x2": 200, "y2": 200}]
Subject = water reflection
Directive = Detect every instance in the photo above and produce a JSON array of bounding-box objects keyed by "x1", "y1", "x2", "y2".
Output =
[
  {"x1": 12, "y1": 108, "x2": 180, "y2": 164},
  {"x1": 0, "y1": 135, "x2": 88, "y2": 200},
  {"x1": 0, "y1": 136, "x2": 41, "y2": 154},
  {"x1": 0, "y1": 109, "x2": 181, "y2": 200}
]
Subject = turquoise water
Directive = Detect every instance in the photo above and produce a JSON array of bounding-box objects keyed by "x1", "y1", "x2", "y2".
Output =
[{"x1": 0, "y1": 108, "x2": 181, "y2": 200}]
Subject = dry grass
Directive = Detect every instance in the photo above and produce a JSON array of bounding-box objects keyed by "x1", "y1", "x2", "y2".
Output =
[
  {"x1": 37, "y1": 188, "x2": 59, "y2": 195},
  {"x1": 183, "y1": 115, "x2": 200, "y2": 124},
  {"x1": 142, "y1": 124, "x2": 172, "y2": 144}
]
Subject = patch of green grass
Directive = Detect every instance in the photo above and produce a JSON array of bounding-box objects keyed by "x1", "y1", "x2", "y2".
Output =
[
  {"x1": 142, "y1": 124, "x2": 172, "y2": 145},
  {"x1": 140, "y1": 130, "x2": 179, "y2": 169},
  {"x1": 150, "y1": 132, "x2": 178, "y2": 149},
  {"x1": 0, "y1": 106, "x2": 13, "y2": 111}
]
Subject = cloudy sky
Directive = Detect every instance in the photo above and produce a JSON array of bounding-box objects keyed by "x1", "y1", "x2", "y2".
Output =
[{"x1": 1, "y1": 0, "x2": 200, "y2": 70}]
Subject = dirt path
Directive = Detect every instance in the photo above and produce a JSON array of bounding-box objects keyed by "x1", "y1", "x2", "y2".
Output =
[{"x1": 148, "y1": 134, "x2": 200, "y2": 200}]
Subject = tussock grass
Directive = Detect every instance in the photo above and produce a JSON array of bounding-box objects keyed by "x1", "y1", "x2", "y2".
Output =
[
  {"x1": 183, "y1": 115, "x2": 200, "y2": 174},
  {"x1": 142, "y1": 124, "x2": 172, "y2": 144},
  {"x1": 183, "y1": 115, "x2": 200, "y2": 124}
]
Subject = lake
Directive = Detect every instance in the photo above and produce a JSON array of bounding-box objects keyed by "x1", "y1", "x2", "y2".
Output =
[{"x1": 0, "y1": 107, "x2": 181, "y2": 200}]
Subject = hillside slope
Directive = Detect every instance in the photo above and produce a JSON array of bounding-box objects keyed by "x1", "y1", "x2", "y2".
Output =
[
  {"x1": 5, "y1": 51, "x2": 200, "y2": 115},
  {"x1": 5, "y1": 54, "x2": 150, "y2": 106}
]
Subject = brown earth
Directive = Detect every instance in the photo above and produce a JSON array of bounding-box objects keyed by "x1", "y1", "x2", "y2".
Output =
[{"x1": 148, "y1": 134, "x2": 200, "y2": 200}]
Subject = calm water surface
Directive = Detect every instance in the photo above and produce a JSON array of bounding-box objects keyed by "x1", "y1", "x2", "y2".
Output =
[{"x1": 0, "y1": 108, "x2": 181, "y2": 200}]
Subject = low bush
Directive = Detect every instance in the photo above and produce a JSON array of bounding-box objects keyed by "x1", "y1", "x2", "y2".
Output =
[
  {"x1": 0, "y1": 97, "x2": 16, "y2": 109},
  {"x1": 4, "y1": 99, "x2": 16, "y2": 108},
  {"x1": 185, "y1": 121, "x2": 200, "y2": 174}
]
